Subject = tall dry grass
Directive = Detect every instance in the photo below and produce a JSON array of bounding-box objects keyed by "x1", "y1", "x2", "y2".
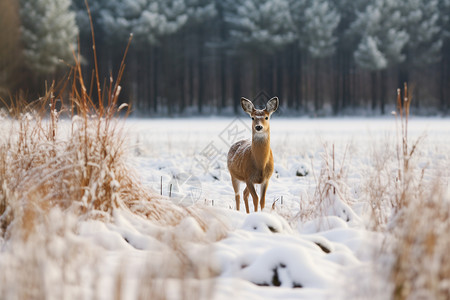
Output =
[
  {"x1": 389, "y1": 184, "x2": 450, "y2": 299},
  {"x1": 0, "y1": 22, "x2": 187, "y2": 237},
  {"x1": 358, "y1": 84, "x2": 450, "y2": 299},
  {"x1": 0, "y1": 5, "x2": 225, "y2": 299},
  {"x1": 295, "y1": 143, "x2": 352, "y2": 223},
  {"x1": 386, "y1": 84, "x2": 450, "y2": 299},
  {"x1": 361, "y1": 84, "x2": 427, "y2": 230}
]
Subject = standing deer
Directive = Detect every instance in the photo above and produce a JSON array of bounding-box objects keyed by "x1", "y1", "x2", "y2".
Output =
[{"x1": 227, "y1": 97, "x2": 279, "y2": 213}]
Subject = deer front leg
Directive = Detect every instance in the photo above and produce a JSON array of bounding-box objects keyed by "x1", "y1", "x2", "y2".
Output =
[
  {"x1": 246, "y1": 182, "x2": 259, "y2": 212},
  {"x1": 231, "y1": 177, "x2": 240, "y2": 211},
  {"x1": 243, "y1": 187, "x2": 250, "y2": 213},
  {"x1": 260, "y1": 181, "x2": 269, "y2": 210}
]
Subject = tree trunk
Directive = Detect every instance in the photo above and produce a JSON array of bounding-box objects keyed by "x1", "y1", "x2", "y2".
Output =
[
  {"x1": 380, "y1": 69, "x2": 387, "y2": 115},
  {"x1": 288, "y1": 45, "x2": 295, "y2": 109},
  {"x1": 398, "y1": 63, "x2": 409, "y2": 91},
  {"x1": 179, "y1": 32, "x2": 186, "y2": 114},
  {"x1": 440, "y1": 51, "x2": 449, "y2": 114},
  {"x1": 217, "y1": 1, "x2": 227, "y2": 113},
  {"x1": 232, "y1": 56, "x2": 241, "y2": 114},
  {"x1": 197, "y1": 26, "x2": 204, "y2": 114},
  {"x1": 219, "y1": 50, "x2": 226, "y2": 112},
  {"x1": 189, "y1": 57, "x2": 194, "y2": 107},
  {"x1": 296, "y1": 50, "x2": 303, "y2": 111},
  {"x1": 275, "y1": 53, "x2": 282, "y2": 98},
  {"x1": 314, "y1": 59, "x2": 320, "y2": 112},
  {"x1": 332, "y1": 52, "x2": 341, "y2": 115},
  {"x1": 152, "y1": 46, "x2": 159, "y2": 113},
  {"x1": 371, "y1": 71, "x2": 378, "y2": 111}
]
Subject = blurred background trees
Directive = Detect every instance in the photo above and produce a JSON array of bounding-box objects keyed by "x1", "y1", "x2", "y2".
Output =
[
  {"x1": 0, "y1": 0, "x2": 24, "y2": 98},
  {"x1": 2, "y1": 0, "x2": 450, "y2": 115}
]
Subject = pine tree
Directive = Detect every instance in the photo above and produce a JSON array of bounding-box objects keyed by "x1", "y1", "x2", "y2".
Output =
[
  {"x1": 351, "y1": 0, "x2": 408, "y2": 113},
  {"x1": 399, "y1": 0, "x2": 442, "y2": 67},
  {"x1": 329, "y1": 0, "x2": 369, "y2": 112},
  {"x1": 292, "y1": 0, "x2": 340, "y2": 111},
  {"x1": 301, "y1": 0, "x2": 340, "y2": 58},
  {"x1": 354, "y1": 36, "x2": 387, "y2": 71},
  {"x1": 397, "y1": 0, "x2": 442, "y2": 99},
  {"x1": 352, "y1": 0, "x2": 409, "y2": 69},
  {"x1": 20, "y1": 0, "x2": 78, "y2": 75},
  {"x1": 71, "y1": 0, "x2": 104, "y2": 37},
  {"x1": 185, "y1": 0, "x2": 216, "y2": 24},
  {"x1": 439, "y1": 0, "x2": 450, "y2": 112},
  {"x1": 224, "y1": 0, "x2": 295, "y2": 54},
  {"x1": 75, "y1": 0, "x2": 188, "y2": 47}
]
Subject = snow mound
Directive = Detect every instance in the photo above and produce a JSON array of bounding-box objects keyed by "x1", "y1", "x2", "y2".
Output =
[
  {"x1": 241, "y1": 212, "x2": 292, "y2": 234},
  {"x1": 299, "y1": 216, "x2": 349, "y2": 234},
  {"x1": 325, "y1": 195, "x2": 361, "y2": 226},
  {"x1": 215, "y1": 228, "x2": 346, "y2": 290},
  {"x1": 240, "y1": 245, "x2": 335, "y2": 288},
  {"x1": 215, "y1": 212, "x2": 363, "y2": 292},
  {"x1": 295, "y1": 163, "x2": 309, "y2": 177}
]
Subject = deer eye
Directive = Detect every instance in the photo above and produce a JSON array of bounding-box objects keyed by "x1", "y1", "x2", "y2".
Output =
[
  {"x1": 252, "y1": 117, "x2": 254, "y2": 120},
  {"x1": 265, "y1": 117, "x2": 268, "y2": 120}
]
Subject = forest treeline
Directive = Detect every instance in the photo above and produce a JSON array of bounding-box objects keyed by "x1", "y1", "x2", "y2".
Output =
[{"x1": 1, "y1": 0, "x2": 450, "y2": 115}]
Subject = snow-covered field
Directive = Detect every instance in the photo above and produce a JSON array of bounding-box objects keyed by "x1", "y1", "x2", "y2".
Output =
[
  {"x1": 1, "y1": 116, "x2": 450, "y2": 299},
  {"x1": 125, "y1": 117, "x2": 449, "y2": 298}
]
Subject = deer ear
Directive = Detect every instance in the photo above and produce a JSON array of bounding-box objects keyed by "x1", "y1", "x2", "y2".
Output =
[
  {"x1": 266, "y1": 97, "x2": 279, "y2": 115},
  {"x1": 241, "y1": 97, "x2": 255, "y2": 115}
]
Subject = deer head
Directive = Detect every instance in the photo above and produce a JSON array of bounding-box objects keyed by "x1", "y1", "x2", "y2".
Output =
[{"x1": 241, "y1": 97, "x2": 279, "y2": 138}]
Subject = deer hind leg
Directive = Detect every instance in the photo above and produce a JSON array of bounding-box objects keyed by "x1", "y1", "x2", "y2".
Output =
[
  {"x1": 243, "y1": 187, "x2": 250, "y2": 213},
  {"x1": 231, "y1": 177, "x2": 241, "y2": 211},
  {"x1": 260, "y1": 181, "x2": 269, "y2": 210},
  {"x1": 246, "y1": 182, "x2": 259, "y2": 212}
]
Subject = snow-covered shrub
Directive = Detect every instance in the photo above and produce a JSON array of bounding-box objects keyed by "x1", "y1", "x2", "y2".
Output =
[
  {"x1": 0, "y1": 23, "x2": 192, "y2": 239},
  {"x1": 0, "y1": 20, "x2": 228, "y2": 300},
  {"x1": 0, "y1": 208, "x2": 98, "y2": 299},
  {"x1": 297, "y1": 143, "x2": 358, "y2": 227},
  {"x1": 362, "y1": 84, "x2": 426, "y2": 230},
  {"x1": 387, "y1": 185, "x2": 450, "y2": 299}
]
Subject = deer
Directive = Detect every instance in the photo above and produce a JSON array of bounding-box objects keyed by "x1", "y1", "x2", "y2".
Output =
[{"x1": 227, "y1": 96, "x2": 279, "y2": 213}]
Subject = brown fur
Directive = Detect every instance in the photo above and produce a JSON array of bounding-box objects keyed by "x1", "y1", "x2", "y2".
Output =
[{"x1": 227, "y1": 97, "x2": 278, "y2": 213}]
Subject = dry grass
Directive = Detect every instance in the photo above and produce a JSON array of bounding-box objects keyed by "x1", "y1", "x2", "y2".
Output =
[
  {"x1": 0, "y1": 6, "x2": 226, "y2": 299},
  {"x1": 136, "y1": 231, "x2": 218, "y2": 300},
  {"x1": 392, "y1": 83, "x2": 426, "y2": 211},
  {"x1": 0, "y1": 208, "x2": 99, "y2": 300},
  {"x1": 386, "y1": 85, "x2": 450, "y2": 299},
  {"x1": 0, "y1": 20, "x2": 186, "y2": 235},
  {"x1": 295, "y1": 143, "x2": 352, "y2": 222},
  {"x1": 389, "y1": 184, "x2": 450, "y2": 299},
  {"x1": 358, "y1": 84, "x2": 450, "y2": 299},
  {"x1": 0, "y1": 46, "x2": 136, "y2": 237},
  {"x1": 361, "y1": 84, "x2": 427, "y2": 230}
]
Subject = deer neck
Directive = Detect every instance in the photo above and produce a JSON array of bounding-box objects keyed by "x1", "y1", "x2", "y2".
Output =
[{"x1": 251, "y1": 132, "x2": 271, "y2": 169}]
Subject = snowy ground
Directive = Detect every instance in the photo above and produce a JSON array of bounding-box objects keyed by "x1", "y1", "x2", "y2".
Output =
[
  {"x1": 122, "y1": 117, "x2": 448, "y2": 298},
  {"x1": 2, "y1": 116, "x2": 450, "y2": 299},
  {"x1": 126, "y1": 117, "x2": 449, "y2": 210}
]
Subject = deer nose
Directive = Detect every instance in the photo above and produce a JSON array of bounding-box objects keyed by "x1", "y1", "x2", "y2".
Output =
[{"x1": 255, "y1": 125, "x2": 263, "y2": 131}]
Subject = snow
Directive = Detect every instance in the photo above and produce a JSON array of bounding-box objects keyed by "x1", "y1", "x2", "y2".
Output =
[{"x1": 1, "y1": 116, "x2": 450, "y2": 298}]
